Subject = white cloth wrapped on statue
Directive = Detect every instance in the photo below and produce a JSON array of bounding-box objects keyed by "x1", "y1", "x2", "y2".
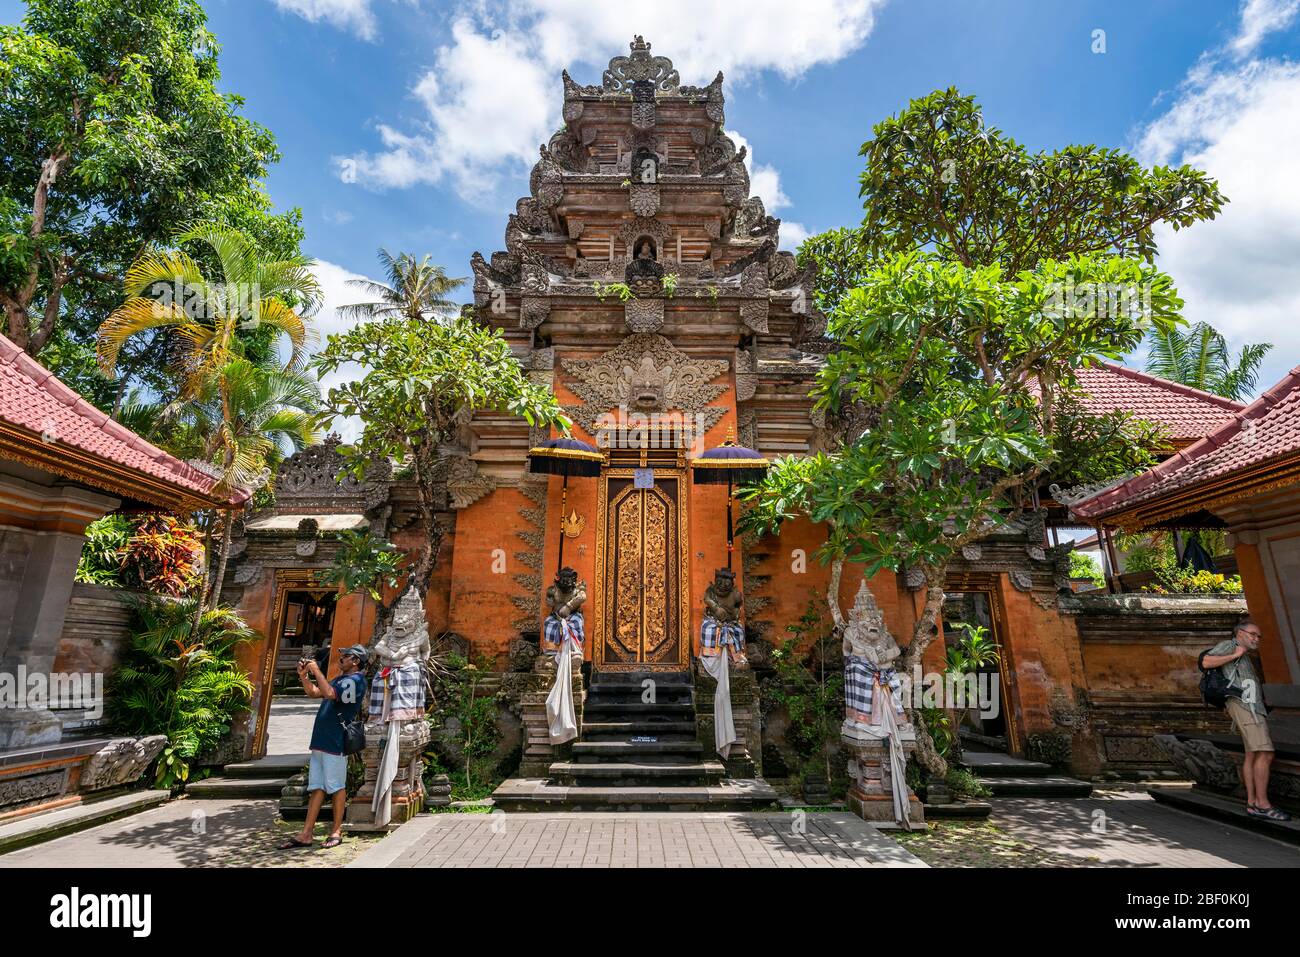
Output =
[
  {"x1": 542, "y1": 611, "x2": 585, "y2": 658},
  {"x1": 698, "y1": 646, "x2": 737, "y2": 758},
  {"x1": 699, "y1": 616, "x2": 744, "y2": 657},
  {"x1": 368, "y1": 661, "x2": 426, "y2": 722},
  {"x1": 545, "y1": 623, "x2": 581, "y2": 745},
  {"x1": 844, "y1": 656, "x2": 904, "y2": 732}
]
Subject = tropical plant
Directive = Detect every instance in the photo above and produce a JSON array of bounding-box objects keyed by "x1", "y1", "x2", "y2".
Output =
[
  {"x1": 660, "y1": 273, "x2": 679, "y2": 297},
  {"x1": 592, "y1": 281, "x2": 635, "y2": 302},
  {"x1": 424, "y1": 653, "x2": 502, "y2": 799},
  {"x1": 75, "y1": 513, "x2": 203, "y2": 596},
  {"x1": 108, "y1": 596, "x2": 255, "y2": 787},
  {"x1": 762, "y1": 599, "x2": 845, "y2": 787},
  {"x1": 1145, "y1": 569, "x2": 1244, "y2": 595},
  {"x1": 741, "y1": 91, "x2": 1224, "y2": 778},
  {"x1": 339, "y1": 248, "x2": 466, "y2": 323},
  {"x1": 1069, "y1": 551, "x2": 1105, "y2": 587},
  {"x1": 314, "y1": 530, "x2": 405, "y2": 601},
  {"x1": 0, "y1": 0, "x2": 303, "y2": 361},
  {"x1": 311, "y1": 308, "x2": 567, "y2": 635},
  {"x1": 1145, "y1": 321, "x2": 1272, "y2": 401}
]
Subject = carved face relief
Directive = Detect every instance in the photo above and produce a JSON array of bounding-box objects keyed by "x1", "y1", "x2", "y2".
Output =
[
  {"x1": 621, "y1": 357, "x2": 673, "y2": 410},
  {"x1": 556, "y1": 567, "x2": 578, "y2": 592},
  {"x1": 712, "y1": 569, "x2": 735, "y2": 596}
]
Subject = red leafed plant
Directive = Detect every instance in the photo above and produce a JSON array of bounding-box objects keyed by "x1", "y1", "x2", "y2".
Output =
[{"x1": 123, "y1": 514, "x2": 204, "y2": 597}]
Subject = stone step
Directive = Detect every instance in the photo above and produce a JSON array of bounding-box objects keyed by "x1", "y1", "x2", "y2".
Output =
[
  {"x1": 185, "y1": 775, "x2": 292, "y2": 799},
  {"x1": 983, "y1": 775, "x2": 1094, "y2": 798},
  {"x1": 223, "y1": 753, "x2": 309, "y2": 778},
  {"x1": 491, "y1": 777, "x2": 780, "y2": 812},
  {"x1": 572, "y1": 740, "x2": 703, "y2": 758},
  {"x1": 585, "y1": 688, "x2": 694, "y2": 705},
  {"x1": 1149, "y1": 786, "x2": 1300, "y2": 846},
  {"x1": 583, "y1": 701, "x2": 694, "y2": 715},
  {"x1": 590, "y1": 671, "x2": 693, "y2": 687},
  {"x1": 0, "y1": 790, "x2": 169, "y2": 855},
  {"x1": 550, "y1": 760, "x2": 724, "y2": 787},
  {"x1": 582, "y1": 720, "x2": 697, "y2": 737},
  {"x1": 960, "y1": 751, "x2": 1054, "y2": 778}
]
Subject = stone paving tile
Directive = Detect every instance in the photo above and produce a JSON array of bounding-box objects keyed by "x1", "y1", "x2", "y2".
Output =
[
  {"x1": 0, "y1": 798, "x2": 383, "y2": 868},
  {"x1": 351, "y1": 811, "x2": 927, "y2": 868}
]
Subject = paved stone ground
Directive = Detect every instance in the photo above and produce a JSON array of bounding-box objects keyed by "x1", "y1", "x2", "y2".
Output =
[
  {"x1": 264, "y1": 696, "x2": 317, "y2": 755},
  {"x1": 349, "y1": 811, "x2": 927, "y2": 868},
  {"x1": 0, "y1": 799, "x2": 383, "y2": 868},
  {"x1": 897, "y1": 788, "x2": 1300, "y2": 868}
]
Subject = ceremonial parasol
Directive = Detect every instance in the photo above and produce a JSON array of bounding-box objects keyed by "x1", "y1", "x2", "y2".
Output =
[
  {"x1": 527, "y1": 437, "x2": 603, "y2": 572},
  {"x1": 690, "y1": 434, "x2": 770, "y2": 570}
]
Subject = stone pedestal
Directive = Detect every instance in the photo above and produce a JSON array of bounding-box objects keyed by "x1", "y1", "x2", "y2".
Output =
[
  {"x1": 518, "y1": 652, "x2": 583, "y2": 776},
  {"x1": 694, "y1": 661, "x2": 762, "y2": 777},
  {"x1": 346, "y1": 718, "x2": 431, "y2": 831},
  {"x1": 843, "y1": 728, "x2": 924, "y2": 827}
]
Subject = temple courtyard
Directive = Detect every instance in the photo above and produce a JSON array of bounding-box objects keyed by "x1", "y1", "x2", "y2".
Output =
[{"x1": 2, "y1": 794, "x2": 1296, "y2": 868}]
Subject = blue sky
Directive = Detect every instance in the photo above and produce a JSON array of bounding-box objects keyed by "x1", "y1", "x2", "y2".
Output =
[{"x1": 6, "y1": 0, "x2": 1300, "y2": 393}]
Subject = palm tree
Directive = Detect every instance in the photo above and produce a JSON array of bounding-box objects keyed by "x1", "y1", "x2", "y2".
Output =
[
  {"x1": 341, "y1": 248, "x2": 466, "y2": 322},
  {"x1": 96, "y1": 222, "x2": 322, "y2": 396},
  {"x1": 97, "y1": 223, "x2": 323, "y2": 620},
  {"x1": 173, "y1": 357, "x2": 323, "y2": 607},
  {"x1": 1145, "y1": 321, "x2": 1272, "y2": 401}
]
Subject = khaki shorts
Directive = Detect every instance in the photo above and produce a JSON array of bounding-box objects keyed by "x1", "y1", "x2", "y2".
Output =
[{"x1": 1226, "y1": 697, "x2": 1274, "y2": 752}]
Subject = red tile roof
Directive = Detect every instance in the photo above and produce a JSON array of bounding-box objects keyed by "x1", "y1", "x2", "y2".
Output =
[
  {"x1": 0, "y1": 334, "x2": 246, "y2": 508},
  {"x1": 1073, "y1": 361, "x2": 1244, "y2": 444},
  {"x1": 1074, "y1": 365, "x2": 1300, "y2": 525}
]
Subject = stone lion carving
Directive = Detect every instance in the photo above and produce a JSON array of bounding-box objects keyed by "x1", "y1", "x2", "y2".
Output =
[{"x1": 81, "y1": 736, "x2": 168, "y2": 791}]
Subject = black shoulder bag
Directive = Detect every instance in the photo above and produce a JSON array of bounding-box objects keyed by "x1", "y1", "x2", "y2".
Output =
[
  {"x1": 1197, "y1": 649, "x2": 1230, "y2": 710},
  {"x1": 338, "y1": 676, "x2": 367, "y2": 754}
]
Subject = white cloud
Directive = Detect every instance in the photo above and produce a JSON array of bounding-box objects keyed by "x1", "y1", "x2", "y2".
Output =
[
  {"x1": 780, "y1": 221, "x2": 810, "y2": 251},
  {"x1": 271, "y1": 0, "x2": 381, "y2": 41},
  {"x1": 302, "y1": 259, "x2": 381, "y2": 442},
  {"x1": 1133, "y1": 6, "x2": 1300, "y2": 395},
  {"x1": 335, "y1": 1, "x2": 882, "y2": 202},
  {"x1": 1229, "y1": 0, "x2": 1300, "y2": 58}
]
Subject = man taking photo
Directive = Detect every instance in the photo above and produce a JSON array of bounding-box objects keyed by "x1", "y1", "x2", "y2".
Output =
[
  {"x1": 279, "y1": 644, "x2": 369, "y2": 849},
  {"x1": 1201, "y1": 619, "x2": 1292, "y2": 822}
]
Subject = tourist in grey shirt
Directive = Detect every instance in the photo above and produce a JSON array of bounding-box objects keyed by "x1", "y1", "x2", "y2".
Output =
[{"x1": 1202, "y1": 619, "x2": 1291, "y2": 821}]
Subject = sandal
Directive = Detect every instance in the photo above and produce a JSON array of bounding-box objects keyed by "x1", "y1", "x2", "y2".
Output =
[
  {"x1": 321, "y1": 835, "x2": 343, "y2": 849},
  {"x1": 278, "y1": 836, "x2": 314, "y2": 850},
  {"x1": 1247, "y1": 805, "x2": 1293, "y2": 822}
]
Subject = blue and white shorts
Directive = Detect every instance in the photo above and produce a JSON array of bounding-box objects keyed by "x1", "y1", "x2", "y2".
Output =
[{"x1": 307, "y1": 750, "x2": 348, "y2": 795}]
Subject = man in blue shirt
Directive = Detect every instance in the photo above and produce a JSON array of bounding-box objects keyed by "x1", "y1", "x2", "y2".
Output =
[{"x1": 279, "y1": 644, "x2": 369, "y2": 849}]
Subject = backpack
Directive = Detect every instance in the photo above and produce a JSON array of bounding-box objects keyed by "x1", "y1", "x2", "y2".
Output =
[
  {"x1": 338, "y1": 675, "x2": 367, "y2": 755},
  {"x1": 1197, "y1": 648, "x2": 1231, "y2": 710}
]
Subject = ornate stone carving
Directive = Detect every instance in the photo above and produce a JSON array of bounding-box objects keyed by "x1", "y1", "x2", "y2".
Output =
[
  {"x1": 1153, "y1": 734, "x2": 1241, "y2": 792},
  {"x1": 625, "y1": 297, "x2": 664, "y2": 333},
  {"x1": 961, "y1": 544, "x2": 982, "y2": 561},
  {"x1": 274, "y1": 434, "x2": 391, "y2": 513},
  {"x1": 81, "y1": 735, "x2": 168, "y2": 791},
  {"x1": 0, "y1": 770, "x2": 65, "y2": 809},
  {"x1": 1010, "y1": 570, "x2": 1034, "y2": 592},
  {"x1": 445, "y1": 454, "x2": 496, "y2": 510},
  {"x1": 628, "y1": 184, "x2": 660, "y2": 216},
  {"x1": 905, "y1": 567, "x2": 926, "y2": 591},
  {"x1": 561, "y1": 334, "x2": 729, "y2": 434},
  {"x1": 520, "y1": 296, "x2": 550, "y2": 330},
  {"x1": 740, "y1": 300, "x2": 769, "y2": 334},
  {"x1": 602, "y1": 36, "x2": 680, "y2": 94},
  {"x1": 529, "y1": 147, "x2": 564, "y2": 209}
]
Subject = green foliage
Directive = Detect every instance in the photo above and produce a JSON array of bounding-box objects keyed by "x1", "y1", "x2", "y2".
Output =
[
  {"x1": 312, "y1": 309, "x2": 567, "y2": 590},
  {"x1": 920, "y1": 706, "x2": 955, "y2": 758},
  {"x1": 108, "y1": 596, "x2": 254, "y2": 787},
  {"x1": 660, "y1": 273, "x2": 678, "y2": 297},
  {"x1": 1, "y1": 0, "x2": 304, "y2": 370},
  {"x1": 1146, "y1": 320, "x2": 1272, "y2": 401},
  {"x1": 314, "y1": 530, "x2": 405, "y2": 601},
  {"x1": 850, "y1": 87, "x2": 1225, "y2": 274},
  {"x1": 1069, "y1": 551, "x2": 1104, "y2": 587},
  {"x1": 592, "y1": 280, "x2": 635, "y2": 302},
  {"x1": 1145, "y1": 569, "x2": 1244, "y2": 595},
  {"x1": 423, "y1": 654, "x2": 503, "y2": 799},
  {"x1": 943, "y1": 622, "x2": 1001, "y2": 675},
  {"x1": 945, "y1": 766, "x2": 992, "y2": 799},
  {"x1": 760, "y1": 599, "x2": 844, "y2": 782},
  {"x1": 75, "y1": 513, "x2": 203, "y2": 596},
  {"x1": 740, "y1": 252, "x2": 1180, "y2": 579}
]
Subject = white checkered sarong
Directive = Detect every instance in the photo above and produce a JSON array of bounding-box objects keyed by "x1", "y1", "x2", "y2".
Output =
[
  {"x1": 844, "y1": 655, "x2": 904, "y2": 726},
  {"x1": 542, "y1": 612, "x2": 584, "y2": 656},
  {"x1": 700, "y1": 616, "x2": 744, "y2": 657},
  {"x1": 368, "y1": 661, "x2": 425, "y2": 721}
]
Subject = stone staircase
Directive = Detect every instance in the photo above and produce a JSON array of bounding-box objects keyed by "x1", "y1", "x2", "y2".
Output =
[
  {"x1": 493, "y1": 669, "x2": 778, "y2": 811},
  {"x1": 960, "y1": 748, "x2": 1093, "y2": 798},
  {"x1": 184, "y1": 753, "x2": 308, "y2": 800}
]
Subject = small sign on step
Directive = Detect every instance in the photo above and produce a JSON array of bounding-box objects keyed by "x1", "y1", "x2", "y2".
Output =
[{"x1": 631, "y1": 735, "x2": 658, "y2": 743}]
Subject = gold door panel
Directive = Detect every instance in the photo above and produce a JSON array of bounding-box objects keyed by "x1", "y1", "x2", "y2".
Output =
[{"x1": 595, "y1": 469, "x2": 690, "y2": 671}]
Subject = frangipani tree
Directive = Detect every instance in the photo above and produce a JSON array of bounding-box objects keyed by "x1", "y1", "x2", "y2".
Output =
[
  {"x1": 312, "y1": 312, "x2": 569, "y2": 631},
  {"x1": 740, "y1": 252, "x2": 1182, "y2": 773}
]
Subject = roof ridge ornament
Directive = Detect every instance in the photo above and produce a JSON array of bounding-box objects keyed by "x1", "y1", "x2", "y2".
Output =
[{"x1": 603, "y1": 36, "x2": 680, "y2": 94}]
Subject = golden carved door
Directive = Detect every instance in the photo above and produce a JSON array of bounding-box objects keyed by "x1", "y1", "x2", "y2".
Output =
[{"x1": 595, "y1": 468, "x2": 690, "y2": 671}]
